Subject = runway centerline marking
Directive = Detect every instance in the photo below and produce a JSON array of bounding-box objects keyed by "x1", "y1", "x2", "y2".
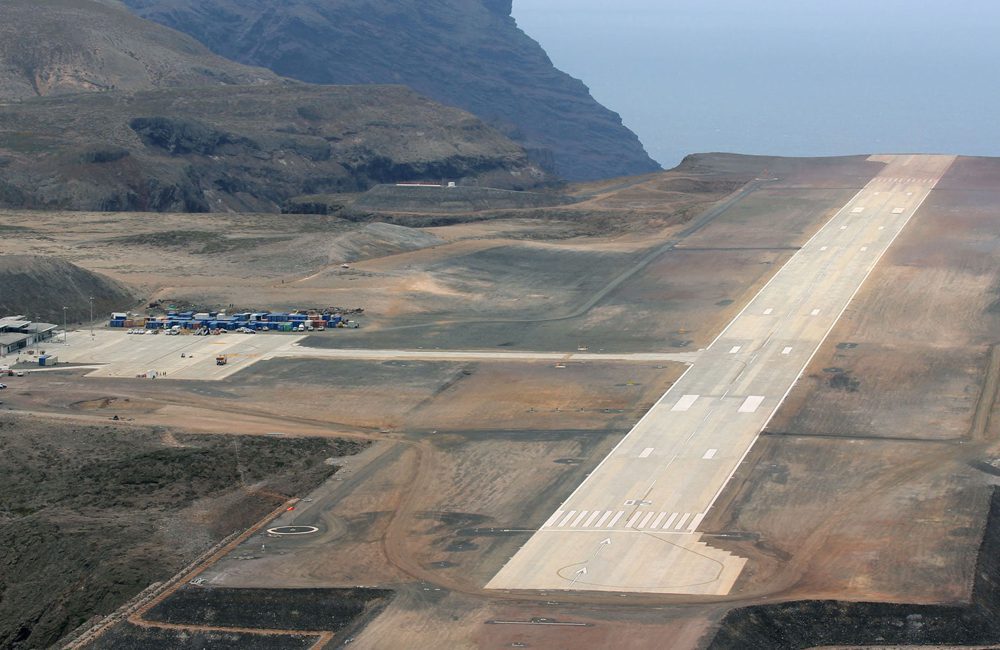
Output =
[{"x1": 486, "y1": 155, "x2": 957, "y2": 596}]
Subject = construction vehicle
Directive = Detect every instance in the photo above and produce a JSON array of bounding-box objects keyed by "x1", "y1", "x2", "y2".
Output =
[{"x1": 216, "y1": 355, "x2": 228, "y2": 366}]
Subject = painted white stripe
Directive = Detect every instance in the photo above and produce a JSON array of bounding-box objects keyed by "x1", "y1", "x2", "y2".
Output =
[
  {"x1": 637, "y1": 512, "x2": 655, "y2": 529},
  {"x1": 738, "y1": 395, "x2": 765, "y2": 413},
  {"x1": 558, "y1": 511, "x2": 576, "y2": 527},
  {"x1": 671, "y1": 394, "x2": 699, "y2": 412},
  {"x1": 543, "y1": 510, "x2": 564, "y2": 528},
  {"x1": 674, "y1": 513, "x2": 692, "y2": 530},
  {"x1": 840, "y1": 225, "x2": 848, "y2": 230},
  {"x1": 625, "y1": 512, "x2": 642, "y2": 528},
  {"x1": 729, "y1": 345, "x2": 742, "y2": 354},
  {"x1": 782, "y1": 346, "x2": 793, "y2": 355},
  {"x1": 703, "y1": 448, "x2": 718, "y2": 459},
  {"x1": 763, "y1": 308, "x2": 774, "y2": 315},
  {"x1": 860, "y1": 246, "x2": 868, "y2": 252},
  {"x1": 639, "y1": 447, "x2": 654, "y2": 458},
  {"x1": 608, "y1": 511, "x2": 625, "y2": 527},
  {"x1": 583, "y1": 511, "x2": 601, "y2": 528},
  {"x1": 892, "y1": 207, "x2": 905, "y2": 214},
  {"x1": 851, "y1": 207, "x2": 865, "y2": 213},
  {"x1": 687, "y1": 513, "x2": 706, "y2": 532},
  {"x1": 570, "y1": 511, "x2": 589, "y2": 528},
  {"x1": 662, "y1": 513, "x2": 678, "y2": 529},
  {"x1": 651, "y1": 512, "x2": 667, "y2": 528},
  {"x1": 810, "y1": 308, "x2": 821, "y2": 316},
  {"x1": 595, "y1": 511, "x2": 613, "y2": 528},
  {"x1": 820, "y1": 246, "x2": 828, "y2": 251},
  {"x1": 878, "y1": 226, "x2": 886, "y2": 230}
]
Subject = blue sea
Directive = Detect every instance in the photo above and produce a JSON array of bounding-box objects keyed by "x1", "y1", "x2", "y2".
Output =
[{"x1": 513, "y1": 0, "x2": 1000, "y2": 168}]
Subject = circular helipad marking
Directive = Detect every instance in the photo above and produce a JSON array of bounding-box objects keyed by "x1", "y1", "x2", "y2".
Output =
[{"x1": 267, "y1": 525, "x2": 319, "y2": 536}]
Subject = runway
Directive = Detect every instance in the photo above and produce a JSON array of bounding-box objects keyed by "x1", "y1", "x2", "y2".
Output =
[{"x1": 486, "y1": 154, "x2": 957, "y2": 595}]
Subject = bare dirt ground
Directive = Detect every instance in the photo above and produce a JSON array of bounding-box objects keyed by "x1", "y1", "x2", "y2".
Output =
[{"x1": 7, "y1": 154, "x2": 1000, "y2": 649}]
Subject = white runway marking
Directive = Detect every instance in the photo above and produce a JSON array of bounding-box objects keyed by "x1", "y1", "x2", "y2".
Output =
[
  {"x1": 651, "y1": 512, "x2": 667, "y2": 528},
  {"x1": 851, "y1": 207, "x2": 865, "y2": 213},
  {"x1": 608, "y1": 511, "x2": 625, "y2": 527},
  {"x1": 688, "y1": 513, "x2": 706, "y2": 531},
  {"x1": 738, "y1": 395, "x2": 765, "y2": 413},
  {"x1": 671, "y1": 394, "x2": 699, "y2": 412},
  {"x1": 820, "y1": 246, "x2": 828, "y2": 251},
  {"x1": 583, "y1": 511, "x2": 601, "y2": 528},
  {"x1": 662, "y1": 513, "x2": 678, "y2": 529},
  {"x1": 840, "y1": 225, "x2": 848, "y2": 230},
  {"x1": 543, "y1": 511, "x2": 564, "y2": 528},
  {"x1": 674, "y1": 513, "x2": 691, "y2": 530},
  {"x1": 570, "y1": 511, "x2": 589, "y2": 528},
  {"x1": 782, "y1": 346, "x2": 793, "y2": 355},
  {"x1": 860, "y1": 246, "x2": 868, "y2": 252},
  {"x1": 878, "y1": 226, "x2": 886, "y2": 230},
  {"x1": 763, "y1": 308, "x2": 774, "y2": 315},
  {"x1": 703, "y1": 448, "x2": 718, "y2": 459},
  {"x1": 595, "y1": 511, "x2": 613, "y2": 528},
  {"x1": 729, "y1": 346, "x2": 742, "y2": 354},
  {"x1": 892, "y1": 207, "x2": 905, "y2": 214},
  {"x1": 639, "y1": 447, "x2": 654, "y2": 458},
  {"x1": 638, "y1": 512, "x2": 655, "y2": 529},
  {"x1": 559, "y1": 511, "x2": 576, "y2": 527},
  {"x1": 810, "y1": 308, "x2": 821, "y2": 316},
  {"x1": 625, "y1": 512, "x2": 642, "y2": 528}
]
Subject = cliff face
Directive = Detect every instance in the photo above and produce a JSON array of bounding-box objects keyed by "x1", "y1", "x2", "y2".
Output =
[
  {"x1": 0, "y1": 0, "x2": 548, "y2": 213},
  {"x1": 121, "y1": 0, "x2": 661, "y2": 181}
]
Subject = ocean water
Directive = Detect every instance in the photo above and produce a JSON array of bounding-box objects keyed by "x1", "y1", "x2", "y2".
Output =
[{"x1": 513, "y1": 0, "x2": 1000, "y2": 168}]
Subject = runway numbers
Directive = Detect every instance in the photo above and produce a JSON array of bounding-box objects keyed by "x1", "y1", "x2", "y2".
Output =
[
  {"x1": 738, "y1": 395, "x2": 765, "y2": 413},
  {"x1": 671, "y1": 394, "x2": 699, "y2": 411},
  {"x1": 703, "y1": 448, "x2": 718, "y2": 459},
  {"x1": 639, "y1": 447, "x2": 654, "y2": 458}
]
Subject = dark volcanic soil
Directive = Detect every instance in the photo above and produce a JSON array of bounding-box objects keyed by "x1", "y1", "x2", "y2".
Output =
[
  {"x1": 144, "y1": 586, "x2": 392, "y2": 632},
  {"x1": 706, "y1": 487, "x2": 1000, "y2": 649},
  {"x1": 0, "y1": 416, "x2": 366, "y2": 649},
  {"x1": 92, "y1": 623, "x2": 316, "y2": 649}
]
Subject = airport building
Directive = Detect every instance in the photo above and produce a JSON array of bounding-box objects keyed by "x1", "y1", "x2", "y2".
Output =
[{"x1": 0, "y1": 315, "x2": 59, "y2": 356}]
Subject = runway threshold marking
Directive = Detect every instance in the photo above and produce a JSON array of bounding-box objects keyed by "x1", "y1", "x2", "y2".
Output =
[{"x1": 639, "y1": 447, "x2": 654, "y2": 458}]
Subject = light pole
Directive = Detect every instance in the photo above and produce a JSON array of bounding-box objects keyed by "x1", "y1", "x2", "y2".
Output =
[
  {"x1": 63, "y1": 306, "x2": 67, "y2": 343},
  {"x1": 89, "y1": 297, "x2": 94, "y2": 338}
]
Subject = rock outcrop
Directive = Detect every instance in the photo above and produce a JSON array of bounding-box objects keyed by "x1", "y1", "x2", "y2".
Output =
[{"x1": 122, "y1": 0, "x2": 662, "y2": 180}]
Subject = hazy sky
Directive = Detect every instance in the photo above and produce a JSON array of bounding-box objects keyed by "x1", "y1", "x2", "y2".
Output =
[{"x1": 512, "y1": 0, "x2": 1000, "y2": 167}]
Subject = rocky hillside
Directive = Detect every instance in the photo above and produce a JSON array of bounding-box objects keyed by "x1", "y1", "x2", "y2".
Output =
[
  {"x1": 0, "y1": 255, "x2": 136, "y2": 323},
  {"x1": 0, "y1": 82, "x2": 547, "y2": 212},
  {"x1": 0, "y1": 0, "x2": 276, "y2": 99},
  {"x1": 121, "y1": 0, "x2": 661, "y2": 181}
]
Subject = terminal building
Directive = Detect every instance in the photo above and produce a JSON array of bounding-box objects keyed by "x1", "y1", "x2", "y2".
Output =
[{"x1": 0, "y1": 315, "x2": 59, "y2": 356}]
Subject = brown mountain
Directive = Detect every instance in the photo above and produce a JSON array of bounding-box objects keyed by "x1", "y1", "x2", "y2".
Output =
[
  {"x1": 0, "y1": 0, "x2": 277, "y2": 99},
  {"x1": 121, "y1": 0, "x2": 662, "y2": 181},
  {"x1": 0, "y1": 0, "x2": 549, "y2": 212}
]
